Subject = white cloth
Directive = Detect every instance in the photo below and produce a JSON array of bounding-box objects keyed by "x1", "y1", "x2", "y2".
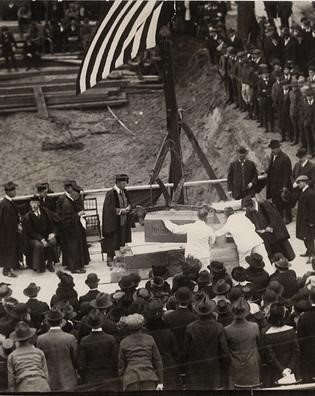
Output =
[
  {"x1": 164, "y1": 219, "x2": 215, "y2": 268},
  {"x1": 184, "y1": 0, "x2": 191, "y2": 21}
]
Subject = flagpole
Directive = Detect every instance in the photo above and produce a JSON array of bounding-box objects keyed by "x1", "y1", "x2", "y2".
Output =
[{"x1": 159, "y1": 26, "x2": 184, "y2": 204}]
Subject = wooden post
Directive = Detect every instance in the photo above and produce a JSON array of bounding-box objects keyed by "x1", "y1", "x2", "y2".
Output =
[
  {"x1": 182, "y1": 122, "x2": 227, "y2": 201},
  {"x1": 159, "y1": 27, "x2": 184, "y2": 203},
  {"x1": 33, "y1": 86, "x2": 48, "y2": 118}
]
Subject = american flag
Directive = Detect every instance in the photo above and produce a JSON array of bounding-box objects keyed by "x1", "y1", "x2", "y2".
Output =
[{"x1": 77, "y1": 0, "x2": 170, "y2": 95}]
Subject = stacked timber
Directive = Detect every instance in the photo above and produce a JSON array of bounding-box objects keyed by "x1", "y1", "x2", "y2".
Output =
[{"x1": 0, "y1": 67, "x2": 163, "y2": 114}]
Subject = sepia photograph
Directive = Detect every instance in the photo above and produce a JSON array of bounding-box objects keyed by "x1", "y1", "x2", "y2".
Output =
[{"x1": 0, "y1": 0, "x2": 314, "y2": 393}]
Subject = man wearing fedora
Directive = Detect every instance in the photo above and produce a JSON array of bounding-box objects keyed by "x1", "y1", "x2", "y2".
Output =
[
  {"x1": 79, "y1": 273, "x2": 101, "y2": 306},
  {"x1": 295, "y1": 175, "x2": 315, "y2": 263},
  {"x1": 102, "y1": 174, "x2": 133, "y2": 266},
  {"x1": 183, "y1": 295, "x2": 230, "y2": 390},
  {"x1": 37, "y1": 309, "x2": 78, "y2": 391},
  {"x1": 78, "y1": 310, "x2": 119, "y2": 389},
  {"x1": 8, "y1": 321, "x2": 50, "y2": 392},
  {"x1": 227, "y1": 146, "x2": 258, "y2": 200},
  {"x1": 0, "y1": 181, "x2": 20, "y2": 278},
  {"x1": 269, "y1": 255, "x2": 298, "y2": 299},
  {"x1": 56, "y1": 180, "x2": 90, "y2": 274},
  {"x1": 24, "y1": 283, "x2": 49, "y2": 330},
  {"x1": 266, "y1": 140, "x2": 293, "y2": 224},
  {"x1": 22, "y1": 195, "x2": 58, "y2": 273}
]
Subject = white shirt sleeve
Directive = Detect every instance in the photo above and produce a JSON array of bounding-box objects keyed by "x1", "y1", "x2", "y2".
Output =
[
  {"x1": 164, "y1": 220, "x2": 188, "y2": 235},
  {"x1": 215, "y1": 222, "x2": 229, "y2": 237}
]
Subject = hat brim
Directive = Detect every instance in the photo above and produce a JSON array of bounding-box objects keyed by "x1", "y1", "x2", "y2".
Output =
[
  {"x1": 212, "y1": 283, "x2": 231, "y2": 295},
  {"x1": 85, "y1": 278, "x2": 100, "y2": 286},
  {"x1": 90, "y1": 300, "x2": 113, "y2": 309},
  {"x1": 194, "y1": 303, "x2": 216, "y2": 316},
  {"x1": 10, "y1": 327, "x2": 36, "y2": 342}
]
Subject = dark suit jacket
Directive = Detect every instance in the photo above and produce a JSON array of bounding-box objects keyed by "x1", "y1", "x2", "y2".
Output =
[
  {"x1": 269, "y1": 269, "x2": 298, "y2": 299},
  {"x1": 296, "y1": 187, "x2": 315, "y2": 240},
  {"x1": 78, "y1": 289, "x2": 99, "y2": 306},
  {"x1": 267, "y1": 150, "x2": 292, "y2": 202},
  {"x1": 22, "y1": 208, "x2": 57, "y2": 241},
  {"x1": 292, "y1": 160, "x2": 315, "y2": 189},
  {"x1": 78, "y1": 331, "x2": 118, "y2": 385},
  {"x1": 282, "y1": 37, "x2": 296, "y2": 63},
  {"x1": 164, "y1": 307, "x2": 196, "y2": 352},
  {"x1": 26, "y1": 298, "x2": 49, "y2": 329},
  {"x1": 227, "y1": 159, "x2": 258, "y2": 199}
]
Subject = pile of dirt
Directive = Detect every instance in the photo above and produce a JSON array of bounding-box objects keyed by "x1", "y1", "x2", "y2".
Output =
[{"x1": 0, "y1": 33, "x2": 297, "y2": 201}]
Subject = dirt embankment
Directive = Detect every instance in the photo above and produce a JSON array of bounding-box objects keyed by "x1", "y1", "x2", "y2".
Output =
[{"x1": 0, "y1": 34, "x2": 297, "y2": 201}]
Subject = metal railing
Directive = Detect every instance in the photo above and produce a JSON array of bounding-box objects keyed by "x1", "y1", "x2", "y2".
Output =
[{"x1": 12, "y1": 175, "x2": 267, "y2": 201}]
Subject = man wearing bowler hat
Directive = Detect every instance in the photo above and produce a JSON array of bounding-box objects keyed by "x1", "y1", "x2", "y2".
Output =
[
  {"x1": 102, "y1": 174, "x2": 133, "y2": 266},
  {"x1": 227, "y1": 146, "x2": 258, "y2": 200},
  {"x1": 266, "y1": 139, "x2": 293, "y2": 224},
  {"x1": 24, "y1": 282, "x2": 49, "y2": 330},
  {"x1": 295, "y1": 175, "x2": 315, "y2": 263},
  {"x1": 56, "y1": 180, "x2": 90, "y2": 274},
  {"x1": 78, "y1": 273, "x2": 101, "y2": 306},
  {"x1": 0, "y1": 182, "x2": 20, "y2": 278}
]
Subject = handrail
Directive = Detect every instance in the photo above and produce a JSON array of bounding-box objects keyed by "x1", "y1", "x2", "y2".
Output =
[{"x1": 12, "y1": 174, "x2": 267, "y2": 201}]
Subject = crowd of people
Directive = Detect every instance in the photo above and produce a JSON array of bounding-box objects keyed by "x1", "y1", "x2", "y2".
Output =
[
  {"x1": 205, "y1": 3, "x2": 315, "y2": 159},
  {"x1": 0, "y1": 250, "x2": 315, "y2": 391}
]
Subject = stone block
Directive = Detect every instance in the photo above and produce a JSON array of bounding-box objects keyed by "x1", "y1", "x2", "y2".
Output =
[{"x1": 144, "y1": 209, "x2": 220, "y2": 243}]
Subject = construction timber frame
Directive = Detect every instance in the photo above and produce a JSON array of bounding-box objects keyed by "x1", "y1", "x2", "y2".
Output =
[{"x1": 149, "y1": 27, "x2": 227, "y2": 204}]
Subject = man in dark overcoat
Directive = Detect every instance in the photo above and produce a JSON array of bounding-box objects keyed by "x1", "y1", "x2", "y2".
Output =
[
  {"x1": 78, "y1": 273, "x2": 101, "y2": 306},
  {"x1": 0, "y1": 182, "x2": 20, "y2": 278},
  {"x1": 297, "y1": 287, "x2": 315, "y2": 382},
  {"x1": 56, "y1": 180, "x2": 90, "y2": 274},
  {"x1": 295, "y1": 175, "x2": 315, "y2": 263},
  {"x1": 22, "y1": 195, "x2": 58, "y2": 273},
  {"x1": 23, "y1": 282, "x2": 49, "y2": 330},
  {"x1": 302, "y1": 88, "x2": 315, "y2": 158},
  {"x1": 102, "y1": 174, "x2": 132, "y2": 266},
  {"x1": 266, "y1": 140, "x2": 292, "y2": 224},
  {"x1": 227, "y1": 147, "x2": 258, "y2": 200},
  {"x1": 183, "y1": 296, "x2": 230, "y2": 390},
  {"x1": 243, "y1": 196, "x2": 295, "y2": 261}
]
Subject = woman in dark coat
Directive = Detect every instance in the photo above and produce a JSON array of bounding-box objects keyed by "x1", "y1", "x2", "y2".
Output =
[
  {"x1": 224, "y1": 298, "x2": 261, "y2": 388},
  {"x1": 144, "y1": 299, "x2": 181, "y2": 390},
  {"x1": 261, "y1": 302, "x2": 300, "y2": 387},
  {"x1": 50, "y1": 271, "x2": 79, "y2": 312},
  {"x1": 183, "y1": 295, "x2": 230, "y2": 390}
]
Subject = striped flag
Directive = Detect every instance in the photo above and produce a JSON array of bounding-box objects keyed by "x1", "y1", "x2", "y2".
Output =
[{"x1": 77, "y1": 0, "x2": 170, "y2": 95}]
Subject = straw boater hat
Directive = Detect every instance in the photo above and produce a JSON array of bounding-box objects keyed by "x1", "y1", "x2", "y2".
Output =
[{"x1": 10, "y1": 321, "x2": 36, "y2": 342}]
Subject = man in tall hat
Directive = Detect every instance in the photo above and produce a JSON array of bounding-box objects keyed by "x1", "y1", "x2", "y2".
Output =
[
  {"x1": 56, "y1": 180, "x2": 89, "y2": 274},
  {"x1": 22, "y1": 195, "x2": 58, "y2": 273},
  {"x1": 102, "y1": 174, "x2": 133, "y2": 266},
  {"x1": 0, "y1": 182, "x2": 20, "y2": 278}
]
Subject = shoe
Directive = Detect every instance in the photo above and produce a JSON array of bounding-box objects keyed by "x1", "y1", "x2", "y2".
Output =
[
  {"x1": 300, "y1": 252, "x2": 309, "y2": 257},
  {"x1": 47, "y1": 262, "x2": 55, "y2": 272},
  {"x1": 71, "y1": 269, "x2": 86, "y2": 274},
  {"x1": 307, "y1": 257, "x2": 313, "y2": 264}
]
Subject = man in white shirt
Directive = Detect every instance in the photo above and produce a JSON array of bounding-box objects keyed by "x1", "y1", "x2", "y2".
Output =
[
  {"x1": 215, "y1": 207, "x2": 273, "y2": 273},
  {"x1": 163, "y1": 207, "x2": 215, "y2": 270}
]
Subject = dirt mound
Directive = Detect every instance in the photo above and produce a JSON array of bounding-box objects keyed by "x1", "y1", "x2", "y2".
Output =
[{"x1": 0, "y1": 34, "x2": 296, "y2": 201}]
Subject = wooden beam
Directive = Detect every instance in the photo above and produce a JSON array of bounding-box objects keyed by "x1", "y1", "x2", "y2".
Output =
[
  {"x1": 182, "y1": 122, "x2": 227, "y2": 201},
  {"x1": 33, "y1": 86, "x2": 48, "y2": 118},
  {"x1": 149, "y1": 135, "x2": 170, "y2": 184}
]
